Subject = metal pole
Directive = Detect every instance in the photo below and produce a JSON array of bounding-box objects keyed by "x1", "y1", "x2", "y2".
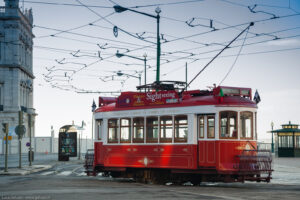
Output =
[
  {"x1": 28, "y1": 114, "x2": 32, "y2": 166},
  {"x1": 18, "y1": 111, "x2": 22, "y2": 169},
  {"x1": 271, "y1": 122, "x2": 274, "y2": 153},
  {"x1": 185, "y1": 62, "x2": 188, "y2": 90},
  {"x1": 156, "y1": 12, "x2": 160, "y2": 83},
  {"x1": 144, "y1": 58, "x2": 147, "y2": 86},
  {"x1": 4, "y1": 123, "x2": 9, "y2": 172},
  {"x1": 92, "y1": 114, "x2": 94, "y2": 141},
  {"x1": 139, "y1": 74, "x2": 141, "y2": 86},
  {"x1": 78, "y1": 133, "x2": 80, "y2": 160}
]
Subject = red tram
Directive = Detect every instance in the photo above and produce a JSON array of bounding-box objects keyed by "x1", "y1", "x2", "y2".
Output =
[{"x1": 86, "y1": 82, "x2": 272, "y2": 183}]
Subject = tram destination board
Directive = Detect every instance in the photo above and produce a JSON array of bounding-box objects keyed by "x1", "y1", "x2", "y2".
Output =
[{"x1": 59, "y1": 132, "x2": 77, "y2": 157}]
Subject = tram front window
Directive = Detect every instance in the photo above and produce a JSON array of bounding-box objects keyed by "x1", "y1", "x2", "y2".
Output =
[
  {"x1": 146, "y1": 117, "x2": 158, "y2": 143},
  {"x1": 96, "y1": 119, "x2": 103, "y2": 140},
  {"x1": 133, "y1": 117, "x2": 144, "y2": 143},
  {"x1": 240, "y1": 112, "x2": 253, "y2": 139},
  {"x1": 220, "y1": 111, "x2": 237, "y2": 139},
  {"x1": 120, "y1": 118, "x2": 131, "y2": 143},
  {"x1": 175, "y1": 115, "x2": 188, "y2": 142},
  {"x1": 160, "y1": 116, "x2": 173, "y2": 143},
  {"x1": 108, "y1": 119, "x2": 119, "y2": 143}
]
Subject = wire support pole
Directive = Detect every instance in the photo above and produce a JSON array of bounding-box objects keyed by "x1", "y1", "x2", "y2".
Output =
[
  {"x1": 156, "y1": 13, "x2": 161, "y2": 83},
  {"x1": 186, "y1": 22, "x2": 254, "y2": 89}
]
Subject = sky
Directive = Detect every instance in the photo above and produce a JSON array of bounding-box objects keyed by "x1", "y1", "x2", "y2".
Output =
[{"x1": 4, "y1": 0, "x2": 300, "y2": 141}]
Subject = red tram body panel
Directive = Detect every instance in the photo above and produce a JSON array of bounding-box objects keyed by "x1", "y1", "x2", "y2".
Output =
[{"x1": 89, "y1": 86, "x2": 272, "y2": 183}]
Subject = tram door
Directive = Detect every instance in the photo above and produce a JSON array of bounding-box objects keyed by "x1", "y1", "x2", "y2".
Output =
[{"x1": 198, "y1": 115, "x2": 216, "y2": 167}]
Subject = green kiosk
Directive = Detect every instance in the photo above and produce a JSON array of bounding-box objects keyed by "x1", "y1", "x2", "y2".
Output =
[{"x1": 271, "y1": 121, "x2": 300, "y2": 157}]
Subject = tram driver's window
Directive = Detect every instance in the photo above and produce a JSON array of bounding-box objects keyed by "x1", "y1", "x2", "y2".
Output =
[
  {"x1": 108, "y1": 119, "x2": 119, "y2": 143},
  {"x1": 220, "y1": 111, "x2": 237, "y2": 139},
  {"x1": 146, "y1": 117, "x2": 158, "y2": 143},
  {"x1": 120, "y1": 118, "x2": 131, "y2": 143},
  {"x1": 174, "y1": 115, "x2": 188, "y2": 142},
  {"x1": 160, "y1": 116, "x2": 173, "y2": 143},
  {"x1": 133, "y1": 117, "x2": 144, "y2": 143},
  {"x1": 240, "y1": 112, "x2": 253, "y2": 139},
  {"x1": 96, "y1": 119, "x2": 103, "y2": 140}
]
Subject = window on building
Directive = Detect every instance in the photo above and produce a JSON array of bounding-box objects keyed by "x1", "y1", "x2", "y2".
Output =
[
  {"x1": 220, "y1": 111, "x2": 237, "y2": 139},
  {"x1": 96, "y1": 119, "x2": 103, "y2": 140},
  {"x1": 240, "y1": 111, "x2": 253, "y2": 139},
  {"x1": 133, "y1": 117, "x2": 144, "y2": 143},
  {"x1": 160, "y1": 116, "x2": 173, "y2": 143},
  {"x1": 198, "y1": 116, "x2": 204, "y2": 138},
  {"x1": 120, "y1": 118, "x2": 131, "y2": 143},
  {"x1": 174, "y1": 115, "x2": 188, "y2": 142},
  {"x1": 207, "y1": 116, "x2": 215, "y2": 138},
  {"x1": 108, "y1": 119, "x2": 119, "y2": 143},
  {"x1": 146, "y1": 117, "x2": 158, "y2": 143},
  {"x1": 279, "y1": 136, "x2": 293, "y2": 148},
  {"x1": 295, "y1": 136, "x2": 300, "y2": 149}
]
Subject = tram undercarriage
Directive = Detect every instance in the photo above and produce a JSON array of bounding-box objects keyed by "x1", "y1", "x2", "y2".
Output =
[{"x1": 85, "y1": 149, "x2": 273, "y2": 184}]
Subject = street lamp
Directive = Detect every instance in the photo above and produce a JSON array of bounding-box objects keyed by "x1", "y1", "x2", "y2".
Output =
[
  {"x1": 116, "y1": 71, "x2": 141, "y2": 86},
  {"x1": 116, "y1": 51, "x2": 147, "y2": 86},
  {"x1": 113, "y1": 5, "x2": 161, "y2": 83},
  {"x1": 271, "y1": 121, "x2": 274, "y2": 153},
  {"x1": 91, "y1": 100, "x2": 96, "y2": 141}
]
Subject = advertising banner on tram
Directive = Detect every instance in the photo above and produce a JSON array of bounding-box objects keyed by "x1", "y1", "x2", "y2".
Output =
[{"x1": 117, "y1": 91, "x2": 179, "y2": 107}]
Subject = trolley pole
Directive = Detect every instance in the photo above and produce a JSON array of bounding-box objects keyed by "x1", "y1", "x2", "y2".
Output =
[{"x1": 3, "y1": 123, "x2": 9, "y2": 172}]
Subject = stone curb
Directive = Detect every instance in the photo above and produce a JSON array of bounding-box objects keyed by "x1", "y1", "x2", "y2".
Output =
[{"x1": 0, "y1": 165, "x2": 53, "y2": 176}]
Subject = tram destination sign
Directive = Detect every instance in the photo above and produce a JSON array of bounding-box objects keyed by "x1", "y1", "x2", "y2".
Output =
[{"x1": 117, "y1": 91, "x2": 179, "y2": 107}]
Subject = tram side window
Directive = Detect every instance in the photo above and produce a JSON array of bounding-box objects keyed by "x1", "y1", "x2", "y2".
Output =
[
  {"x1": 96, "y1": 119, "x2": 103, "y2": 140},
  {"x1": 174, "y1": 115, "x2": 188, "y2": 142},
  {"x1": 198, "y1": 116, "x2": 204, "y2": 138},
  {"x1": 133, "y1": 117, "x2": 144, "y2": 143},
  {"x1": 160, "y1": 116, "x2": 173, "y2": 143},
  {"x1": 240, "y1": 112, "x2": 253, "y2": 139},
  {"x1": 108, "y1": 119, "x2": 119, "y2": 143},
  {"x1": 146, "y1": 117, "x2": 158, "y2": 143},
  {"x1": 120, "y1": 118, "x2": 131, "y2": 143},
  {"x1": 207, "y1": 116, "x2": 215, "y2": 138},
  {"x1": 220, "y1": 111, "x2": 237, "y2": 139}
]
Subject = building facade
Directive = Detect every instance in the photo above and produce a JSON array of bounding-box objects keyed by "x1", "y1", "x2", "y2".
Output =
[{"x1": 0, "y1": 0, "x2": 35, "y2": 137}]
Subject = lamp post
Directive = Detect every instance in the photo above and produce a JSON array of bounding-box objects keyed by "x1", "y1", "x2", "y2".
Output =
[
  {"x1": 116, "y1": 51, "x2": 147, "y2": 86},
  {"x1": 113, "y1": 5, "x2": 161, "y2": 83},
  {"x1": 116, "y1": 71, "x2": 141, "y2": 86},
  {"x1": 271, "y1": 121, "x2": 274, "y2": 153},
  {"x1": 91, "y1": 100, "x2": 96, "y2": 142}
]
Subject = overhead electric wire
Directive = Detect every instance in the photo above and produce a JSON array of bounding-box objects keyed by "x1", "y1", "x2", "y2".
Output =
[
  {"x1": 164, "y1": 13, "x2": 300, "y2": 44},
  {"x1": 24, "y1": 1, "x2": 112, "y2": 8},
  {"x1": 34, "y1": 25, "x2": 153, "y2": 48},
  {"x1": 219, "y1": 28, "x2": 249, "y2": 85},
  {"x1": 185, "y1": 23, "x2": 254, "y2": 90},
  {"x1": 36, "y1": 12, "x2": 115, "y2": 39},
  {"x1": 128, "y1": 0, "x2": 204, "y2": 8}
]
